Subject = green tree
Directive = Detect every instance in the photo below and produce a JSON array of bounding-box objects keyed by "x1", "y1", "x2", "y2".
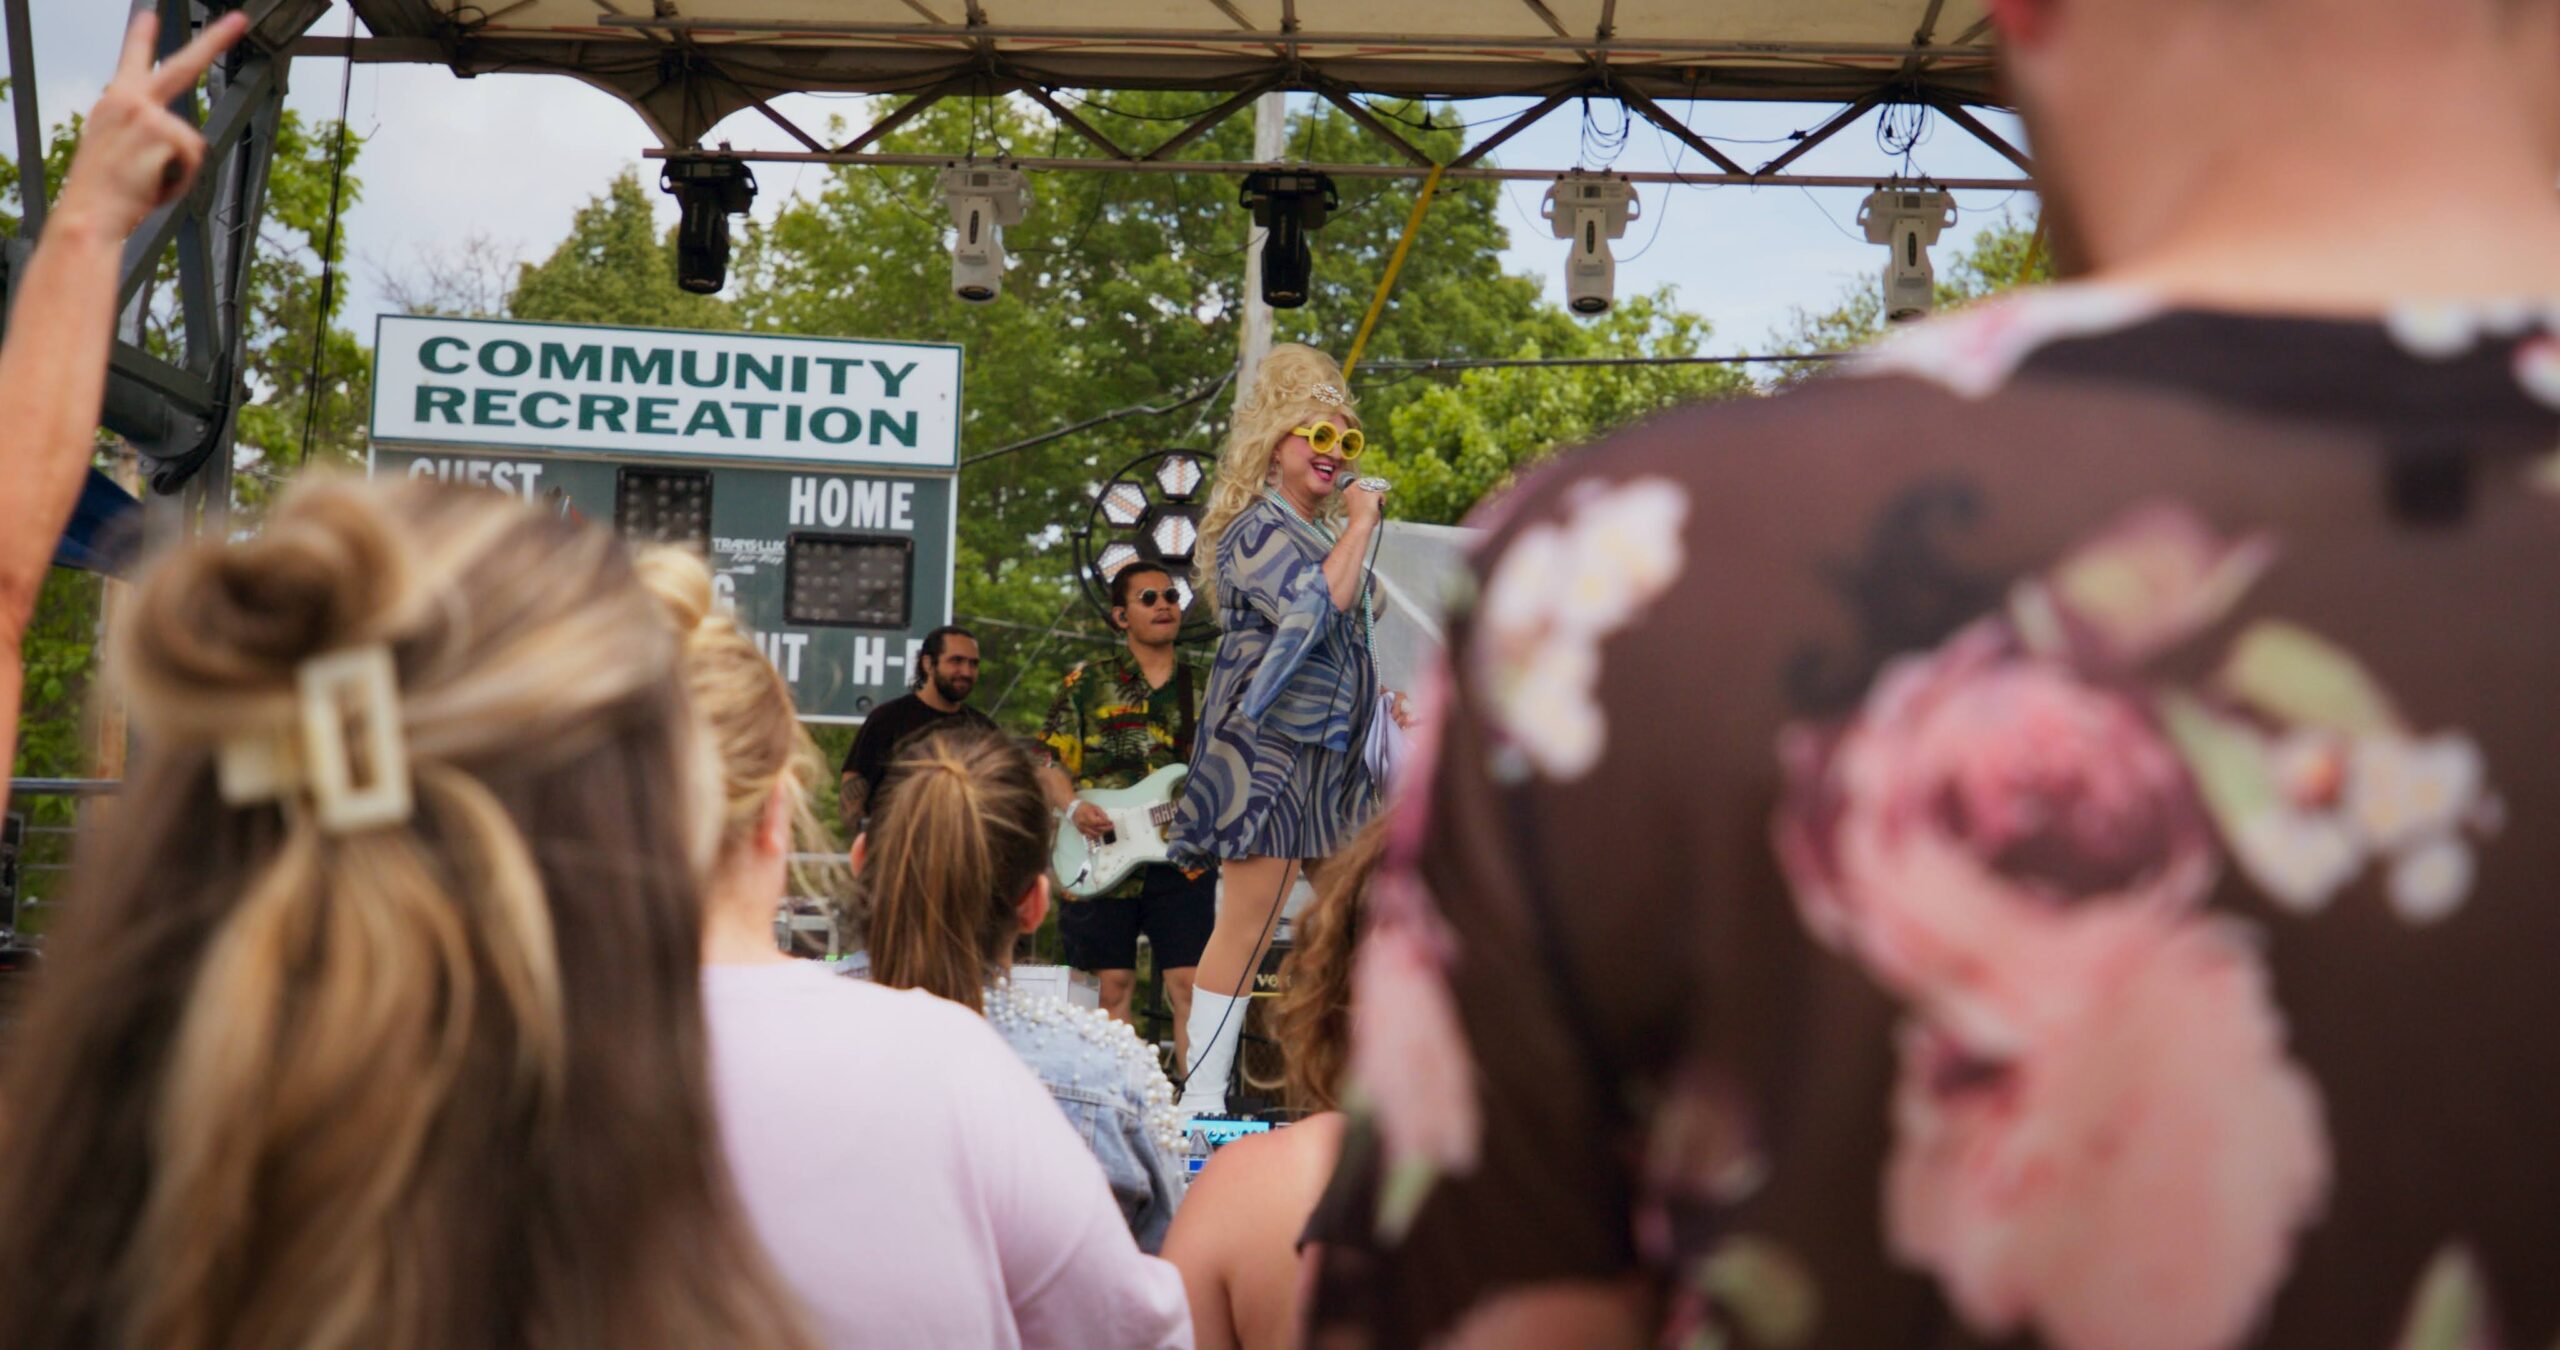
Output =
[
  {"x1": 1368, "y1": 293, "x2": 1752, "y2": 524},
  {"x1": 1773, "y1": 211, "x2": 2053, "y2": 382}
]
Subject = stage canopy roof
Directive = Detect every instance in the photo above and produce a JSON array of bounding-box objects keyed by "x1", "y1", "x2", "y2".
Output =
[{"x1": 326, "y1": 0, "x2": 2016, "y2": 177}]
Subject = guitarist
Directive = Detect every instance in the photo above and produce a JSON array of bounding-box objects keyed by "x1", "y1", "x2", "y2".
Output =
[{"x1": 1035, "y1": 561, "x2": 1217, "y2": 1068}]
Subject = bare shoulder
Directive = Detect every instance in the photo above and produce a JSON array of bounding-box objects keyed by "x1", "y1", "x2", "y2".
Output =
[{"x1": 1186, "y1": 1113, "x2": 1347, "y2": 1215}]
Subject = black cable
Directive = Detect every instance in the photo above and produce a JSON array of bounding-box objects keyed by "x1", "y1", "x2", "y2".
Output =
[
  {"x1": 985, "y1": 589, "x2": 1087, "y2": 716},
  {"x1": 1169, "y1": 858, "x2": 1294, "y2": 1095},
  {"x1": 958, "y1": 370, "x2": 1231, "y2": 468},
  {"x1": 294, "y1": 8, "x2": 357, "y2": 469},
  {"x1": 1796, "y1": 184, "x2": 1867, "y2": 245},
  {"x1": 1070, "y1": 92, "x2": 1242, "y2": 124},
  {"x1": 1348, "y1": 95, "x2": 1445, "y2": 134},
  {"x1": 1619, "y1": 114, "x2": 1685, "y2": 265},
  {"x1": 1172, "y1": 497, "x2": 1386, "y2": 1098},
  {"x1": 1008, "y1": 164, "x2": 1126, "y2": 259}
]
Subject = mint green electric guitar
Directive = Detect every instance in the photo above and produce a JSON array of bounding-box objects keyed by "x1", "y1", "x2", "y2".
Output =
[{"x1": 1051, "y1": 763, "x2": 1189, "y2": 899}]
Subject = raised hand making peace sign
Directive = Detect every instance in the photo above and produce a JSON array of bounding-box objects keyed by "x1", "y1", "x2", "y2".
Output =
[
  {"x1": 57, "y1": 9, "x2": 252, "y2": 237},
  {"x1": 0, "y1": 7, "x2": 247, "y2": 825}
]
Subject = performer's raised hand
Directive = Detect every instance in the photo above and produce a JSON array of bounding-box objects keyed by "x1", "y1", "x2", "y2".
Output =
[
  {"x1": 1343, "y1": 474, "x2": 1386, "y2": 530},
  {"x1": 58, "y1": 10, "x2": 250, "y2": 238}
]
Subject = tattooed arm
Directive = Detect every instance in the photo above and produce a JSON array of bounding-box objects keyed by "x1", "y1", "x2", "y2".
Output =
[{"x1": 837, "y1": 772, "x2": 868, "y2": 840}]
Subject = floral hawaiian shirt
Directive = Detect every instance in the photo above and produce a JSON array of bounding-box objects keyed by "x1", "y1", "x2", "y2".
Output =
[
  {"x1": 1038, "y1": 652, "x2": 1197, "y2": 898},
  {"x1": 1306, "y1": 289, "x2": 2560, "y2": 1350}
]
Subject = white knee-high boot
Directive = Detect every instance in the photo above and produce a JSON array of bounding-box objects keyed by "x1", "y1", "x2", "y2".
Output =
[{"x1": 1178, "y1": 988, "x2": 1244, "y2": 1117}]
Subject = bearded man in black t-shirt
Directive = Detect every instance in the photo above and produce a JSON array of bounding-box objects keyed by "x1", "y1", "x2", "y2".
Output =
[{"x1": 836, "y1": 625, "x2": 993, "y2": 834}]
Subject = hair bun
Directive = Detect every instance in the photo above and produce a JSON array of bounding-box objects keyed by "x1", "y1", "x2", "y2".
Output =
[
  {"x1": 632, "y1": 546, "x2": 739, "y2": 653},
  {"x1": 119, "y1": 479, "x2": 414, "y2": 732}
]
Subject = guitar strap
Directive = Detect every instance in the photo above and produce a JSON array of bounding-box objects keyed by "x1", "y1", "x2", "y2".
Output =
[{"x1": 1175, "y1": 661, "x2": 1197, "y2": 757}]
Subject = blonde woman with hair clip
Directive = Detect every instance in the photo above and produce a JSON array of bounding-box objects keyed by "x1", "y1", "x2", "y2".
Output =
[
  {"x1": 1167, "y1": 343, "x2": 1408, "y2": 1117},
  {"x1": 638, "y1": 552, "x2": 1191, "y2": 1349},
  {"x1": 1162, "y1": 818, "x2": 1383, "y2": 1350},
  {"x1": 0, "y1": 479, "x2": 813, "y2": 1350},
  {"x1": 859, "y1": 724, "x2": 1190, "y2": 1256}
]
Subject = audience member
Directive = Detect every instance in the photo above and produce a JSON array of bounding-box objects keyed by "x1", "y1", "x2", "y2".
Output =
[
  {"x1": 641, "y1": 552, "x2": 1191, "y2": 1345},
  {"x1": 862, "y1": 725, "x2": 1189, "y2": 1252},
  {"x1": 837, "y1": 624, "x2": 991, "y2": 834},
  {"x1": 0, "y1": 11, "x2": 243, "y2": 821},
  {"x1": 1163, "y1": 821, "x2": 1381, "y2": 1350},
  {"x1": 0, "y1": 479, "x2": 812, "y2": 1348},
  {"x1": 1306, "y1": 1, "x2": 2560, "y2": 1346}
]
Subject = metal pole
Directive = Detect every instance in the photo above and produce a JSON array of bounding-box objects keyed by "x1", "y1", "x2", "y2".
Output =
[
  {"x1": 1234, "y1": 90, "x2": 1286, "y2": 414},
  {"x1": 4, "y1": 0, "x2": 44, "y2": 239}
]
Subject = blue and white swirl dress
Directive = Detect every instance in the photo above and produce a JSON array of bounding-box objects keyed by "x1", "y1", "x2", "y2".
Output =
[{"x1": 1167, "y1": 496, "x2": 1381, "y2": 864}]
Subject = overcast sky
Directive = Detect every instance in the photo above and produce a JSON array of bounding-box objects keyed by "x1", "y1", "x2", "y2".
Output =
[{"x1": 13, "y1": 3, "x2": 2036, "y2": 359}]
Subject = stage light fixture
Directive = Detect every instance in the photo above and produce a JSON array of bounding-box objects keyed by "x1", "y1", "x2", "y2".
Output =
[
  {"x1": 660, "y1": 154, "x2": 758, "y2": 295},
  {"x1": 1859, "y1": 185, "x2": 1957, "y2": 322},
  {"x1": 1153, "y1": 452, "x2": 1204, "y2": 501},
  {"x1": 1542, "y1": 173, "x2": 1638, "y2": 316},
  {"x1": 938, "y1": 163, "x2": 1032, "y2": 304},
  {"x1": 1142, "y1": 507, "x2": 1200, "y2": 565},
  {"x1": 1096, "y1": 541, "x2": 1142, "y2": 581},
  {"x1": 784, "y1": 532, "x2": 915, "y2": 629},
  {"x1": 615, "y1": 465, "x2": 713, "y2": 554},
  {"x1": 1240, "y1": 169, "x2": 1339, "y2": 309},
  {"x1": 1078, "y1": 449, "x2": 1222, "y2": 646},
  {"x1": 1100, "y1": 480, "x2": 1150, "y2": 528}
]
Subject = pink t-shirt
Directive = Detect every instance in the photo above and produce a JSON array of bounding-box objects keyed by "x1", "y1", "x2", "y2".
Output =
[{"x1": 703, "y1": 961, "x2": 1193, "y2": 1349}]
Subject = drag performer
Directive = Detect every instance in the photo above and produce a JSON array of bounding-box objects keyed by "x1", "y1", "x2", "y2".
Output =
[{"x1": 1167, "y1": 344, "x2": 1406, "y2": 1115}]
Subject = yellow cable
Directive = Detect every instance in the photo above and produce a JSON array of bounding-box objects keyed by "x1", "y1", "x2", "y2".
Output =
[{"x1": 1342, "y1": 162, "x2": 1447, "y2": 377}]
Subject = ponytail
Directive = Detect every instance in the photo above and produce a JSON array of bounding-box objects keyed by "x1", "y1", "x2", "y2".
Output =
[{"x1": 862, "y1": 727, "x2": 1052, "y2": 1010}]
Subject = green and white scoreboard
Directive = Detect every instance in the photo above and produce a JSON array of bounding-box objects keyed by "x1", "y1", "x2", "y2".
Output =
[{"x1": 369, "y1": 314, "x2": 962, "y2": 722}]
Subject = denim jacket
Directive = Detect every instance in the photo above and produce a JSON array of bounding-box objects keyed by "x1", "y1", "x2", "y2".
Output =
[{"x1": 981, "y1": 984, "x2": 1187, "y2": 1253}]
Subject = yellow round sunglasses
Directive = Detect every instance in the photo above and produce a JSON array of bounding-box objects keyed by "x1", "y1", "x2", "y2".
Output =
[{"x1": 1291, "y1": 421, "x2": 1368, "y2": 460}]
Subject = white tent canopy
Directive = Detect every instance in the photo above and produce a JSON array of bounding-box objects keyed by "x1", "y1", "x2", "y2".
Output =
[{"x1": 329, "y1": 0, "x2": 2009, "y2": 169}]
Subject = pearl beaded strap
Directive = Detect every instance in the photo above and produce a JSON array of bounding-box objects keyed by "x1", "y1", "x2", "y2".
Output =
[{"x1": 984, "y1": 983, "x2": 1184, "y2": 1160}]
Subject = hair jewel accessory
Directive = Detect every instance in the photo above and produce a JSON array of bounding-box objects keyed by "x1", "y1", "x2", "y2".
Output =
[
  {"x1": 1291, "y1": 381, "x2": 1348, "y2": 407},
  {"x1": 217, "y1": 644, "x2": 415, "y2": 835}
]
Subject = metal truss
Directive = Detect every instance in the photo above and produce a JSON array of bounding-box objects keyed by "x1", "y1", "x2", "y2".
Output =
[
  {"x1": 316, "y1": 0, "x2": 2017, "y2": 165},
  {"x1": 638, "y1": 148, "x2": 2030, "y2": 193},
  {"x1": 3, "y1": 0, "x2": 333, "y2": 500},
  {"x1": 311, "y1": 0, "x2": 2030, "y2": 190}
]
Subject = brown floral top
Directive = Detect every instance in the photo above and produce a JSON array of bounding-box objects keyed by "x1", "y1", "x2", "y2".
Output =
[{"x1": 1306, "y1": 290, "x2": 2560, "y2": 1350}]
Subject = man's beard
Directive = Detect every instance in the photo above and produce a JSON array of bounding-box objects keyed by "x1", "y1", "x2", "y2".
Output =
[{"x1": 932, "y1": 674, "x2": 974, "y2": 704}]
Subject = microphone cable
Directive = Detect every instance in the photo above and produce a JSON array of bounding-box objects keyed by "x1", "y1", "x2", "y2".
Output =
[{"x1": 1171, "y1": 482, "x2": 1390, "y2": 1100}]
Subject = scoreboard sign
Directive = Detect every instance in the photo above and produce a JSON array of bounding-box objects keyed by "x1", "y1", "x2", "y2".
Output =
[{"x1": 370, "y1": 315, "x2": 962, "y2": 722}]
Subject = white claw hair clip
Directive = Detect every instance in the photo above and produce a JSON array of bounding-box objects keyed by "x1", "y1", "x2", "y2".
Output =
[{"x1": 217, "y1": 644, "x2": 414, "y2": 835}]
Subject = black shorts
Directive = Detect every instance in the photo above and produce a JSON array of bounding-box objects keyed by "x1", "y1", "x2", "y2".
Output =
[{"x1": 1059, "y1": 862, "x2": 1218, "y2": 974}]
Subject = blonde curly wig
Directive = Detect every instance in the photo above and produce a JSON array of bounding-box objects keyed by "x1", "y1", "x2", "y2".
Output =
[{"x1": 1194, "y1": 343, "x2": 1362, "y2": 608}]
